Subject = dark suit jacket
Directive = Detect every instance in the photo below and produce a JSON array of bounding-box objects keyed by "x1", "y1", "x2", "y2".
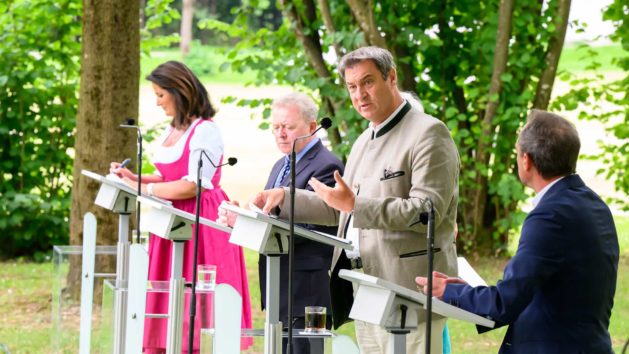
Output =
[
  {"x1": 444, "y1": 174, "x2": 618, "y2": 353},
  {"x1": 259, "y1": 139, "x2": 344, "y2": 323}
]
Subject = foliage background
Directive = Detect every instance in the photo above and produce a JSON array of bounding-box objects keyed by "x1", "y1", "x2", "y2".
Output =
[
  {"x1": 0, "y1": 0, "x2": 81, "y2": 261},
  {"x1": 0, "y1": 0, "x2": 626, "y2": 274},
  {"x1": 201, "y1": 0, "x2": 582, "y2": 254}
]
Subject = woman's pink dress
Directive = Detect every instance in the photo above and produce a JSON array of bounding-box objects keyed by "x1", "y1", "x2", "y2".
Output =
[{"x1": 143, "y1": 119, "x2": 252, "y2": 353}]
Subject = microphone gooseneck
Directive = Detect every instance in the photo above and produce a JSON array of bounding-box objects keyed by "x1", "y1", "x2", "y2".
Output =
[
  {"x1": 188, "y1": 149, "x2": 237, "y2": 353},
  {"x1": 418, "y1": 198, "x2": 435, "y2": 354},
  {"x1": 286, "y1": 117, "x2": 331, "y2": 354},
  {"x1": 120, "y1": 119, "x2": 143, "y2": 244}
]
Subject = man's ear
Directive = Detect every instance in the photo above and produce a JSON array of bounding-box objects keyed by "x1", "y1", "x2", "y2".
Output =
[
  {"x1": 522, "y1": 152, "x2": 532, "y2": 171},
  {"x1": 389, "y1": 69, "x2": 397, "y2": 86},
  {"x1": 309, "y1": 120, "x2": 318, "y2": 133}
]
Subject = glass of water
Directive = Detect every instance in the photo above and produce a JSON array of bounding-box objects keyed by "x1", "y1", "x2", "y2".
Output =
[{"x1": 197, "y1": 264, "x2": 217, "y2": 291}]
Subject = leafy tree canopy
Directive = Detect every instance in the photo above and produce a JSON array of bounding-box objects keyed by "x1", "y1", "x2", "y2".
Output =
[
  {"x1": 0, "y1": 0, "x2": 81, "y2": 260},
  {"x1": 201, "y1": 0, "x2": 585, "y2": 255}
]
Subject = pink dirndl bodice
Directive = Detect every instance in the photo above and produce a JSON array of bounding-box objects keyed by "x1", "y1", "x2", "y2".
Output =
[{"x1": 143, "y1": 119, "x2": 252, "y2": 353}]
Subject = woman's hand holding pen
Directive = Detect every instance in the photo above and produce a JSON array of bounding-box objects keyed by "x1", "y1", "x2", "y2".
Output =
[{"x1": 109, "y1": 158, "x2": 137, "y2": 180}]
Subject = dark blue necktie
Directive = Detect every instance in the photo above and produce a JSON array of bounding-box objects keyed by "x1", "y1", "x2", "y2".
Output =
[{"x1": 275, "y1": 156, "x2": 290, "y2": 187}]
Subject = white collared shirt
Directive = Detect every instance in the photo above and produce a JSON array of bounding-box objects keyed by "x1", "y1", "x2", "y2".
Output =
[
  {"x1": 369, "y1": 99, "x2": 407, "y2": 135},
  {"x1": 153, "y1": 118, "x2": 224, "y2": 189},
  {"x1": 531, "y1": 176, "x2": 565, "y2": 208}
]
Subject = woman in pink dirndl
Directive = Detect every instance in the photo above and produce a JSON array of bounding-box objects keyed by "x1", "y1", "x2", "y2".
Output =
[{"x1": 110, "y1": 61, "x2": 252, "y2": 353}]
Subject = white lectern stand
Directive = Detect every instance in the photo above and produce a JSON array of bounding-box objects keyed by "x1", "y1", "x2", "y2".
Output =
[
  {"x1": 221, "y1": 203, "x2": 354, "y2": 354},
  {"x1": 81, "y1": 169, "x2": 167, "y2": 354},
  {"x1": 131, "y1": 195, "x2": 231, "y2": 354},
  {"x1": 339, "y1": 269, "x2": 494, "y2": 354}
]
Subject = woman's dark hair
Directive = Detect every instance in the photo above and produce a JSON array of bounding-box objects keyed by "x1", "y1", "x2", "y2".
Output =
[{"x1": 146, "y1": 61, "x2": 216, "y2": 129}]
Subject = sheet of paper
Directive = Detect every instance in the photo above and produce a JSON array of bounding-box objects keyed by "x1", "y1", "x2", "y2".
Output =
[
  {"x1": 457, "y1": 257, "x2": 488, "y2": 287},
  {"x1": 105, "y1": 173, "x2": 125, "y2": 183},
  {"x1": 248, "y1": 202, "x2": 275, "y2": 217}
]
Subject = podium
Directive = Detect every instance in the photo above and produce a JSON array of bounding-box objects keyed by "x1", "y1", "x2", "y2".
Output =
[
  {"x1": 128, "y1": 195, "x2": 231, "y2": 354},
  {"x1": 339, "y1": 269, "x2": 494, "y2": 354},
  {"x1": 81, "y1": 170, "x2": 169, "y2": 354},
  {"x1": 221, "y1": 203, "x2": 353, "y2": 354}
]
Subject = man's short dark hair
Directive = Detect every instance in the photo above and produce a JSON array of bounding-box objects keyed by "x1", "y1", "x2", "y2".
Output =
[
  {"x1": 517, "y1": 109, "x2": 581, "y2": 179},
  {"x1": 338, "y1": 46, "x2": 396, "y2": 81}
]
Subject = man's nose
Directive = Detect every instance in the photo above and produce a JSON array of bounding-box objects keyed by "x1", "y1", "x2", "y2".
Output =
[{"x1": 356, "y1": 85, "x2": 367, "y2": 98}]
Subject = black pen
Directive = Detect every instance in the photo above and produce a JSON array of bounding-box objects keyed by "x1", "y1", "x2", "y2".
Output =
[
  {"x1": 399, "y1": 247, "x2": 441, "y2": 258},
  {"x1": 120, "y1": 158, "x2": 131, "y2": 168}
]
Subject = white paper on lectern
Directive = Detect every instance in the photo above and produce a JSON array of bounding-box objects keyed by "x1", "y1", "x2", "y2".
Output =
[
  {"x1": 221, "y1": 202, "x2": 353, "y2": 250},
  {"x1": 457, "y1": 257, "x2": 488, "y2": 287},
  {"x1": 339, "y1": 269, "x2": 494, "y2": 328}
]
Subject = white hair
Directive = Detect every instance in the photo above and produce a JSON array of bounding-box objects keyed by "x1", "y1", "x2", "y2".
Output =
[
  {"x1": 400, "y1": 91, "x2": 424, "y2": 113},
  {"x1": 271, "y1": 92, "x2": 318, "y2": 123}
]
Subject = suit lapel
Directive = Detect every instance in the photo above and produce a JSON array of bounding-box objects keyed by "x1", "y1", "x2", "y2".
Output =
[
  {"x1": 278, "y1": 140, "x2": 323, "y2": 187},
  {"x1": 266, "y1": 158, "x2": 285, "y2": 189}
]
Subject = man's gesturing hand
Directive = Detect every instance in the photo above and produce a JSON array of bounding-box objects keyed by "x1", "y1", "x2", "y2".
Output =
[{"x1": 308, "y1": 170, "x2": 355, "y2": 213}]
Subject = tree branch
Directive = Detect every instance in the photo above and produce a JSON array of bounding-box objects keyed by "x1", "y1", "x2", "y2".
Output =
[
  {"x1": 346, "y1": 0, "x2": 387, "y2": 48},
  {"x1": 316, "y1": 0, "x2": 343, "y2": 59},
  {"x1": 533, "y1": 0, "x2": 571, "y2": 109},
  {"x1": 471, "y1": 0, "x2": 514, "y2": 237},
  {"x1": 280, "y1": 0, "x2": 343, "y2": 147}
]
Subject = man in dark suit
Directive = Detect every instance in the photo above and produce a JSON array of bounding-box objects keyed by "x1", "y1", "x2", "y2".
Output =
[
  {"x1": 416, "y1": 110, "x2": 619, "y2": 353},
  {"x1": 261, "y1": 92, "x2": 344, "y2": 353}
]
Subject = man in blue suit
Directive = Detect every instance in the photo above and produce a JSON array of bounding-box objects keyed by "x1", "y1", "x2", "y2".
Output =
[
  {"x1": 260, "y1": 92, "x2": 344, "y2": 353},
  {"x1": 416, "y1": 110, "x2": 619, "y2": 353}
]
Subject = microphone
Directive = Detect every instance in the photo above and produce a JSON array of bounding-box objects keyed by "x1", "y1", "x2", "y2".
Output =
[
  {"x1": 119, "y1": 118, "x2": 138, "y2": 129},
  {"x1": 120, "y1": 118, "x2": 143, "y2": 244},
  {"x1": 188, "y1": 149, "x2": 237, "y2": 353},
  {"x1": 418, "y1": 198, "x2": 435, "y2": 354},
  {"x1": 286, "y1": 117, "x2": 332, "y2": 354},
  {"x1": 204, "y1": 155, "x2": 237, "y2": 168},
  {"x1": 319, "y1": 117, "x2": 332, "y2": 129}
]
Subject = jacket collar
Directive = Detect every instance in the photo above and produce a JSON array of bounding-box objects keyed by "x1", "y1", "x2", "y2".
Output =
[{"x1": 371, "y1": 100, "x2": 412, "y2": 139}]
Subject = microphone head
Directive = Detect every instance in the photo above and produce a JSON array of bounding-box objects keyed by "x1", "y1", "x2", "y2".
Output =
[
  {"x1": 320, "y1": 117, "x2": 332, "y2": 129},
  {"x1": 120, "y1": 118, "x2": 137, "y2": 128},
  {"x1": 227, "y1": 157, "x2": 238, "y2": 166}
]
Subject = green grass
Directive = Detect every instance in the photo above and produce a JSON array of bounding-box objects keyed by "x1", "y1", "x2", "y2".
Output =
[
  {"x1": 141, "y1": 46, "x2": 257, "y2": 84},
  {"x1": 558, "y1": 43, "x2": 627, "y2": 73},
  {"x1": 1, "y1": 215, "x2": 627, "y2": 353}
]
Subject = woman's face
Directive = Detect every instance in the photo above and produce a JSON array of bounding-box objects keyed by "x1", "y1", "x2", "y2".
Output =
[{"x1": 152, "y1": 82, "x2": 176, "y2": 117}]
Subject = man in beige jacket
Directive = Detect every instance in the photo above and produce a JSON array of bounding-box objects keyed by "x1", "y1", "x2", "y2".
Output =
[{"x1": 255, "y1": 46, "x2": 460, "y2": 354}]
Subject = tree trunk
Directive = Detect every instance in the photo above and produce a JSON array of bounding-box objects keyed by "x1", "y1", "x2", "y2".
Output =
[
  {"x1": 181, "y1": 0, "x2": 195, "y2": 57},
  {"x1": 280, "y1": 0, "x2": 343, "y2": 147},
  {"x1": 316, "y1": 0, "x2": 343, "y2": 60},
  {"x1": 68, "y1": 0, "x2": 140, "y2": 299},
  {"x1": 533, "y1": 0, "x2": 571, "y2": 109},
  {"x1": 468, "y1": 0, "x2": 514, "y2": 250},
  {"x1": 346, "y1": 0, "x2": 387, "y2": 49},
  {"x1": 391, "y1": 44, "x2": 417, "y2": 92}
]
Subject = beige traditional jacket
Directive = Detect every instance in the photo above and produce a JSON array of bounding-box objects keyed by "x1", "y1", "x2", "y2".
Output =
[{"x1": 280, "y1": 101, "x2": 460, "y2": 327}]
